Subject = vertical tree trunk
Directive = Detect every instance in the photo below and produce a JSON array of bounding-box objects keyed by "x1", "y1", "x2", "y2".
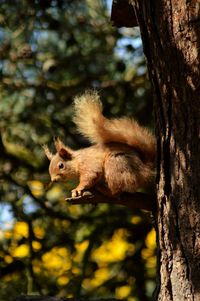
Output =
[{"x1": 132, "y1": 1, "x2": 200, "y2": 300}]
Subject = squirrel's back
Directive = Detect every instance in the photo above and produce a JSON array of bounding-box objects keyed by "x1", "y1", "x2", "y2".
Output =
[{"x1": 73, "y1": 90, "x2": 155, "y2": 164}]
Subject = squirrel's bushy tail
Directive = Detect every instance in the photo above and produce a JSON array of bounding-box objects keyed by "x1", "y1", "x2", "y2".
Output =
[{"x1": 73, "y1": 90, "x2": 155, "y2": 163}]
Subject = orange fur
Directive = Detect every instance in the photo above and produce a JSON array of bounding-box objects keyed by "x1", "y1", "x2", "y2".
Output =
[{"x1": 44, "y1": 91, "x2": 156, "y2": 197}]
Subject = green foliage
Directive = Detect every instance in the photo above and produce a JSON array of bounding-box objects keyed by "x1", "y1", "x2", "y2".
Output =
[{"x1": 0, "y1": 1, "x2": 155, "y2": 301}]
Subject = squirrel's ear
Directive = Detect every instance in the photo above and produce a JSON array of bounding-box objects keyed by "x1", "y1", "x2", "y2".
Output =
[
  {"x1": 59, "y1": 148, "x2": 72, "y2": 160},
  {"x1": 54, "y1": 138, "x2": 72, "y2": 160},
  {"x1": 43, "y1": 145, "x2": 53, "y2": 161}
]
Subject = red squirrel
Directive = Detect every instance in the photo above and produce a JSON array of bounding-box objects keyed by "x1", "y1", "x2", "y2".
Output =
[{"x1": 44, "y1": 90, "x2": 155, "y2": 198}]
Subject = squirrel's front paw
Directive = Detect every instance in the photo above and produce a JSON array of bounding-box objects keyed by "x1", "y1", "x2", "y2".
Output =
[{"x1": 71, "y1": 188, "x2": 84, "y2": 198}]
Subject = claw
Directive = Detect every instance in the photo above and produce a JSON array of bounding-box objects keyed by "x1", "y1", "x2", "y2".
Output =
[{"x1": 71, "y1": 189, "x2": 83, "y2": 198}]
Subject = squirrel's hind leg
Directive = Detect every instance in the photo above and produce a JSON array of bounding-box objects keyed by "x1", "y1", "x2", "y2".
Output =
[{"x1": 104, "y1": 152, "x2": 140, "y2": 195}]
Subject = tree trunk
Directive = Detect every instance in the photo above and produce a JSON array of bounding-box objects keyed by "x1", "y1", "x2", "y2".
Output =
[{"x1": 132, "y1": 1, "x2": 200, "y2": 300}]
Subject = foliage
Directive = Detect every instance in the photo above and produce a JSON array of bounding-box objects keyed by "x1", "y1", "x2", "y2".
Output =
[{"x1": 0, "y1": 1, "x2": 155, "y2": 300}]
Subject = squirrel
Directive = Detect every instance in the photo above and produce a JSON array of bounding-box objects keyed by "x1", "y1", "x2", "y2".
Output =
[{"x1": 44, "y1": 90, "x2": 156, "y2": 198}]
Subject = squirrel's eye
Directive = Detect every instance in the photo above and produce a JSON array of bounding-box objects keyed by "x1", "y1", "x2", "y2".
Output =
[{"x1": 58, "y1": 162, "x2": 64, "y2": 169}]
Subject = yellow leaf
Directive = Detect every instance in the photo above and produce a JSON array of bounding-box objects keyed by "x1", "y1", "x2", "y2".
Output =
[
  {"x1": 14, "y1": 222, "x2": 28, "y2": 239},
  {"x1": 141, "y1": 248, "x2": 153, "y2": 260},
  {"x1": 57, "y1": 275, "x2": 69, "y2": 286},
  {"x1": 34, "y1": 226, "x2": 45, "y2": 239},
  {"x1": 115, "y1": 285, "x2": 131, "y2": 299},
  {"x1": 74, "y1": 240, "x2": 89, "y2": 262},
  {"x1": 4, "y1": 230, "x2": 12, "y2": 239},
  {"x1": 42, "y1": 247, "x2": 71, "y2": 274},
  {"x1": 32, "y1": 241, "x2": 42, "y2": 251},
  {"x1": 145, "y1": 229, "x2": 156, "y2": 250},
  {"x1": 94, "y1": 267, "x2": 110, "y2": 283},
  {"x1": 146, "y1": 256, "x2": 156, "y2": 269},
  {"x1": 72, "y1": 267, "x2": 80, "y2": 275},
  {"x1": 46, "y1": 186, "x2": 63, "y2": 201},
  {"x1": 92, "y1": 229, "x2": 135, "y2": 264},
  {"x1": 83, "y1": 267, "x2": 112, "y2": 290},
  {"x1": 12, "y1": 244, "x2": 29, "y2": 258},
  {"x1": 131, "y1": 215, "x2": 142, "y2": 224},
  {"x1": 75, "y1": 240, "x2": 89, "y2": 252},
  {"x1": 28, "y1": 180, "x2": 44, "y2": 197},
  {"x1": 4, "y1": 255, "x2": 13, "y2": 264},
  {"x1": 33, "y1": 259, "x2": 41, "y2": 274}
]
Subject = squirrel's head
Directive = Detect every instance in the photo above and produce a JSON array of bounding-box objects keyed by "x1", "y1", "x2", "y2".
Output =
[{"x1": 43, "y1": 138, "x2": 75, "y2": 182}]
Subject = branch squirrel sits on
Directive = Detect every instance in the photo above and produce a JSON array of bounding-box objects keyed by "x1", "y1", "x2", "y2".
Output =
[{"x1": 44, "y1": 90, "x2": 156, "y2": 198}]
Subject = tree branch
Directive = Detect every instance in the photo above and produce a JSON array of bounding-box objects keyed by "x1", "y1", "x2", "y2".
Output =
[
  {"x1": 66, "y1": 190, "x2": 156, "y2": 212},
  {"x1": 14, "y1": 297, "x2": 117, "y2": 301}
]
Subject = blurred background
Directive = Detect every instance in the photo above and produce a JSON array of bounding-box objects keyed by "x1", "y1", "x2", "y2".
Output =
[{"x1": 0, "y1": 1, "x2": 156, "y2": 300}]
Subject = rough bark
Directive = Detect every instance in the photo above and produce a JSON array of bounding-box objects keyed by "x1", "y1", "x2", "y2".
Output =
[{"x1": 131, "y1": 1, "x2": 200, "y2": 300}]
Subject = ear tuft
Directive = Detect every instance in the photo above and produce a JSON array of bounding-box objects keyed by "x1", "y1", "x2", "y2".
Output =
[
  {"x1": 59, "y1": 148, "x2": 72, "y2": 160},
  {"x1": 54, "y1": 137, "x2": 65, "y2": 152},
  {"x1": 43, "y1": 145, "x2": 53, "y2": 160}
]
